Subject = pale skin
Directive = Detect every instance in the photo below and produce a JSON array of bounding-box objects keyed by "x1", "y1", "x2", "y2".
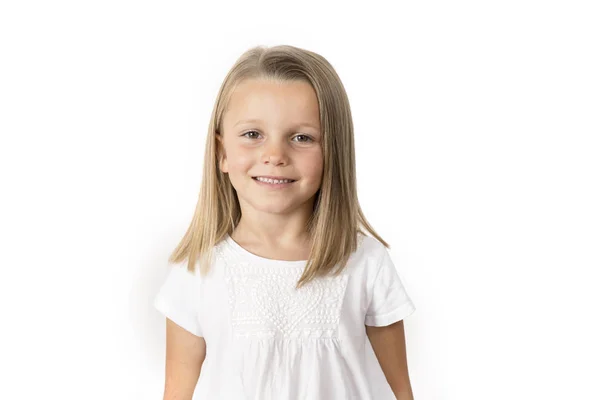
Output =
[{"x1": 162, "y1": 78, "x2": 413, "y2": 399}]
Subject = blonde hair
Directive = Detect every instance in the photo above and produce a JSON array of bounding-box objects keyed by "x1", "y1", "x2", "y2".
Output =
[{"x1": 169, "y1": 44, "x2": 388, "y2": 288}]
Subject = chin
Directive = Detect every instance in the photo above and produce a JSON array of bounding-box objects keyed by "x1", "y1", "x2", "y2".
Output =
[
  {"x1": 251, "y1": 202, "x2": 298, "y2": 215},
  {"x1": 242, "y1": 195, "x2": 316, "y2": 216}
]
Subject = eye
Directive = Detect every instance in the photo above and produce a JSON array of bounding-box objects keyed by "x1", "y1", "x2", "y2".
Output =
[
  {"x1": 241, "y1": 130, "x2": 261, "y2": 139},
  {"x1": 292, "y1": 134, "x2": 313, "y2": 143}
]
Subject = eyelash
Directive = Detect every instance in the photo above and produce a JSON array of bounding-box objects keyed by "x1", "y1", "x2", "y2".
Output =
[{"x1": 241, "y1": 130, "x2": 314, "y2": 143}]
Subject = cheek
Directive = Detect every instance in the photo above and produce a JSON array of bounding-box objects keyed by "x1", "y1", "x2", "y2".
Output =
[
  {"x1": 302, "y1": 152, "x2": 324, "y2": 182},
  {"x1": 227, "y1": 147, "x2": 255, "y2": 172}
]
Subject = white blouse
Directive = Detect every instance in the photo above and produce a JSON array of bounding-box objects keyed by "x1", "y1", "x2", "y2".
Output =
[{"x1": 154, "y1": 233, "x2": 416, "y2": 399}]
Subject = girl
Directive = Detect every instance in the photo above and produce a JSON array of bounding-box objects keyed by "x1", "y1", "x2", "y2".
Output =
[{"x1": 154, "y1": 45, "x2": 417, "y2": 400}]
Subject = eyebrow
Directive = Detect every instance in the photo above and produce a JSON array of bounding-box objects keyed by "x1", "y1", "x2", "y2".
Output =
[
  {"x1": 234, "y1": 118, "x2": 320, "y2": 131},
  {"x1": 234, "y1": 119, "x2": 262, "y2": 127}
]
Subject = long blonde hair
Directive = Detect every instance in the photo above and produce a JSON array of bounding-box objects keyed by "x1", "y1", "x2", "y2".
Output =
[{"x1": 169, "y1": 44, "x2": 388, "y2": 288}]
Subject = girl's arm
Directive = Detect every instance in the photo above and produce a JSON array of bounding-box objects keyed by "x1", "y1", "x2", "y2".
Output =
[
  {"x1": 162, "y1": 318, "x2": 206, "y2": 400},
  {"x1": 366, "y1": 320, "x2": 414, "y2": 400}
]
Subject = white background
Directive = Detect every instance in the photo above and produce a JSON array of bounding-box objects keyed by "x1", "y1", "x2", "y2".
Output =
[{"x1": 1, "y1": 1, "x2": 599, "y2": 399}]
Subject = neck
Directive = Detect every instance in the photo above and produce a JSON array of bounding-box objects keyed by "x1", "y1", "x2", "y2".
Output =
[
  {"x1": 233, "y1": 214, "x2": 311, "y2": 247},
  {"x1": 232, "y1": 200, "x2": 315, "y2": 248}
]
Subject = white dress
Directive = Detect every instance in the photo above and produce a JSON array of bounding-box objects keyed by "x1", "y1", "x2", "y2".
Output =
[{"x1": 154, "y1": 233, "x2": 416, "y2": 399}]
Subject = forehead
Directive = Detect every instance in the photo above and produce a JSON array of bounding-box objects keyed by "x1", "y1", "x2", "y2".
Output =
[{"x1": 223, "y1": 78, "x2": 321, "y2": 128}]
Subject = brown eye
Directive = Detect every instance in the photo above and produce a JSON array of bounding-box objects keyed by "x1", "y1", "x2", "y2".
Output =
[
  {"x1": 292, "y1": 134, "x2": 313, "y2": 143},
  {"x1": 242, "y1": 131, "x2": 261, "y2": 139}
]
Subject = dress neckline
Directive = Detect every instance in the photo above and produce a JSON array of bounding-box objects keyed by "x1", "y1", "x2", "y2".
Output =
[{"x1": 224, "y1": 234, "x2": 309, "y2": 267}]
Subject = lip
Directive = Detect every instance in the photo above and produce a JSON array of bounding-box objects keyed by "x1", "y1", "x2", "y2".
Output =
[
  {"x1": 252, "y1": 176, "x2": 296, "y2": 189},
  {"x1": 252, "y1": 175, "x2": 297, "y2": 181}
]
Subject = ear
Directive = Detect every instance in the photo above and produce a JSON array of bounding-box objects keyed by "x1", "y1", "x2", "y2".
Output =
[{"x1": 215, "y1": 132, "x2": 228, "y2": 173}]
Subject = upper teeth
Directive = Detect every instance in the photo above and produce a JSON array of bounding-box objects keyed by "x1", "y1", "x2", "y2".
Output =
[{"x1": 256, "y1": 177, "x2": 293, "y2": 184}]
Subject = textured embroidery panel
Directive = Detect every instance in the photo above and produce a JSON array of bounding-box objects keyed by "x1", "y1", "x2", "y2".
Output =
[{"x1": 220, "y1": 255, "x2": 349, "y2": 339}]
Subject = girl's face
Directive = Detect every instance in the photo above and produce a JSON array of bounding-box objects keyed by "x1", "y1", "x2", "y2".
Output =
[{"x1": 218, "y1": 78, "x2": 323, "y2": 217}]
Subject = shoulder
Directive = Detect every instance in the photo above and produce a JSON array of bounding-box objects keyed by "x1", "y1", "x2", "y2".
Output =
[
  {"x1": 343, "y1": 233, "x2": 389, "y2": 277},
  {"x1": 166, "y1": 239, "x2": 227, "y2": 282},
  {"x1": 163, "y1": 261, "x2": 203, "y2": 284},
  {"x1": 358, "y1": 234, "x2": 387, "y2": 253},
  {"x1": 354, "y1": 233, "x2": 389, "y2": 264}
]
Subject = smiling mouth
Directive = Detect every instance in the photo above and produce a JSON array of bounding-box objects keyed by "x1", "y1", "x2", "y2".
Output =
[{"x1": 252, "y1": 177, "x2": 297, "y2": 184}]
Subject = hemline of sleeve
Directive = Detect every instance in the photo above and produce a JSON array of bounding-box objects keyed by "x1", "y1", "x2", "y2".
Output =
[
  {"x1": 154, "y1": 295, "x2": 203, "y2": 337},
  {"x1": 365, "y1": 300, "x2": 416, "y2": 327}
]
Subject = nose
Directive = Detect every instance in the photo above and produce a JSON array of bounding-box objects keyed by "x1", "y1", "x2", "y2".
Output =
[{"x1": 261, "y1": 139, "x2": 288, "y2": 166}]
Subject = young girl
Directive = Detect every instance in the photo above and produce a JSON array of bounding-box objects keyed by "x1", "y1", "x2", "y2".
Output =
[{"x1": 154, "y1": 45, "x2": 417, "y2": 400}]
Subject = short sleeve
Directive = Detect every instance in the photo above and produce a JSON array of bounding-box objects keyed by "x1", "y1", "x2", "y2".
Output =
[
  {"x1": 153, "y1": 263, "x2": 203, "y2": 337},
  {"x1": 365, "y1": 247, "x2": 416, "y2": 327}
]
